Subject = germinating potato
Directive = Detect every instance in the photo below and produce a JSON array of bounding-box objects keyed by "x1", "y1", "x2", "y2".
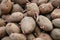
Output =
[
  {"x1": 20, "y1": 17, "x2": 36, "y2": 34},
  {"x1": 36, "y1": 15, "x2": 53, "y2": 31},
  {"x1": 9, "y1": 33, "x2": 26, "y2": 40},
  {"x1": 38, "y1": 33, "x2": 52, "y2": 40},
  {"x1": 1, "y1": 0, "x2": 13, "y2": 14},
  {"x1": 12, "y1": 4, "x2": 23, "y2": 13},
  {"x1": 0, "y1": 18, "x2": 6, "y2": 27},
  {"x1": 26, "y1": 3, "x2": 39, "y2": 17},
  {"x1": 51, "y1": 28, "x2": 60, "y2": 40},
  {"x1": 31, "y1": 0, "x2": 48, "y2": 5},
  {"x1": 49, "y1": 0, "x2": 60, "y2": 8},
  {"x1": 39, "y1": 3, "x2": 53, "y2": 14},
  {"x1": 51, "y1": 8, "x2": 60, "y2": 19},
  {"x1": 0, "y1": 27, "x2": 6, "y2": 38},
  {"x1": 52, "y1": 18, "x2": 60, "y2": 28},
  {"x1": 27, "y1": 34, "x2": 35, "y2": 40},
  {"x1": 1, "y1": 36, "x2": 11, "y2": 40},
  {"x1": 6, "y1": 23, "x2": 20, "y2": 35}
]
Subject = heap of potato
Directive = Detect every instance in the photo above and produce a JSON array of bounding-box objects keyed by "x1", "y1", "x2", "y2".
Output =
[{"x1": 0, "y1": 0, "x2": 60, "y2": 40}]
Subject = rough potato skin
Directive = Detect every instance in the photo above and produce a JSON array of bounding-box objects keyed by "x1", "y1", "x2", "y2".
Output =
[
  {"x1": 39, "y1": 33, "x2": 52, "y2": 40},
  {"x1": 50, "y1": 0, "x2": 60, "y2": 8},
  {"x1": 12, "y1": 4, "x2": 23, "y2": 13},
  {"x1": 0, "y1": 27, "x2": 6, "y2": 38},
  {"x1": 52, "y1": 18, "x2": 60, "y2": 28},
  {"x1": 51, "y1": 9, "x2": 60, "y2": 19},
  {"x1": 9, "y1": 33, "x2": 26, "y2": 40},
  {"x1": 27, "y1": 34, "x2": 35, "y2": 40},
  {"x1": 1, "y1": 0, "x2": 13, "y2": 14},
  {"x1": 3, "y1": 12, "x2": 24, "y2": 22},
  {"x1": 51, "y1": 28, "x2": 60, "y2": 40},
  {"x1": 6, "y1": 23, "x2": 20, "y2": 35},
  {"x1": 33, "y1": 38, "x2": 45, "y2": 40},
  {"x1": 1, "y1": 36, "x2": 11, "y2": 40},
  {"x1": 0, "y1": 18, "x2": 6, "y2": 27},
  {"x1": 39, "y1": 3, "x2": 53, "y2": 14},
  {"x1": 20, "y1": 17, "x2": 36, "y2": 34},
  {"x1": 37, "y1": 15, "x2": 53, "y2": 31},
  {"x1": 31, "y1": 0, "x2": 48, "y2": 5},
  {"x1": 26, "y1": 3, "x2": 39, "y2": 17}
]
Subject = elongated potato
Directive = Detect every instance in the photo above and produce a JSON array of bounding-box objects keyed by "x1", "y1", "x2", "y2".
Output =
[{"x1": 37, "y1": 15, "x2": 53, "y2": 31}]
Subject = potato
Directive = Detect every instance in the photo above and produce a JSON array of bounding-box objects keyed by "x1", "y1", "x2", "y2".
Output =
[
  {"x1": 12, "y1": 0, "x2": 29, "y2": 5},
  {"x1": 0, "y1": 27, "x2": 6, "y2": 38},
  {"x1": 1, "y1": 36, "x2": 11, "y2": 40},
  {"x1": 26, "y1": 3, "x2": 39, "y2": 17},
  {"x1": 0, "y1": 18, "x2": 6, "y2": 27},
  {"x1": 51, "y1": 8, "x2": 60, "y2": 19},
  {"x1": 33, "y1": 38, "x2": 45, "y2": 40},
  {"x1": 34, "y1": 27, "x2": 41, "y2": 37},
  {"x1": 20, "y1": 17, "x2": 36, "y2": 34},
  {"x1": 51, "y1": 28, "x2": 60, "y2": 40},
  {"x1": 2, "y1": 12, "x2": 24, "y2": 22},
  {"x1": 38, "y1": 33, "x2": 52, "y2": 40},
  {"x1": 52, "y1": 18, "x2": 60, "y2": 28},
  {"x1": 31, "y1": 0, "x2": 48, "y2": 5},
  {"x1": 39, "y1": 3, "x2": 53, "y2": 14},
  {"x1": 6, "y1": 23, "x2": 20, "y2": 35},
  {"x1": 49, "y1": 0, "x2": 60, "y2": 8},
  {"x1": 36, "y1": 15, "x2": 53, "y2": 31},
  {"x1": 9, "y1": 33, "x2": 26, "y2": 40},
  {"x1": 1, "y1": 0, "x2": 13, "y2": 14},
  {"x1": 12, "y1": 4, "x2": 23, "y2": 13},
  {"x1": 27, "y1": 34, "x2": 35, "y2": 40}
]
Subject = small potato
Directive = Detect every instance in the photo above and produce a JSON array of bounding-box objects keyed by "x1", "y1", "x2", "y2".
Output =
[
  {"x1": 51, "y1": 8, "x2": 60, "y2": 19},
  {"x1": 20, "y1": 17, "x2": 36, "y2": 34},
  {"x1": 6, "y1": 23, "x2": 20, "y2": 35},
  {"x1": 0, "y1": 27, "x2": 6, "y2": 38},
  {"x1": 26, "y1": 3, "x2": 39, "y2": 17},
  {"x1": 38, "y1": 33, "x2": 52, "y2": 40},
  {"x1": 52, "y1": 18, "x2": 60, "y2": 28},
  {"x1": 0, "y1": 18, "x2": 6, "y2": 27},
  {"x1": 33, "y1": 38, "x2": 45, "y2": 40},
  {"x1": 12, "y1": 4, "x2": 23, "y2": 13},
  {"x1": 49, "y1": 0, "x2": 60, "y2": 8},
  {"x1": 9, "y1": 33, "x2": 26, "y2": 40},
  {"x1": 51, "y1": 28, "x2": 60, "y2": 40},
  {"x1": 39, "y1": 3, "x2": 53, "y2": 14},
  {"x1": 31, "y1": 0, "x2": 48, "y2": 5},
  {"x1": 27, "y1": 34, "x2": 35, "y2": 40},
  {"x1": 37, "y1": 15, "x2": 53, "y2": 31},
  {"x1": 1, "y1": 0, "x2": 13, "y2": 14},
  {"x1": 2, "y1": 12, "x2": 24, "y2": 22},
  {"x1": 1, "y1": 36, "x2": 11, "y2": 40}
]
